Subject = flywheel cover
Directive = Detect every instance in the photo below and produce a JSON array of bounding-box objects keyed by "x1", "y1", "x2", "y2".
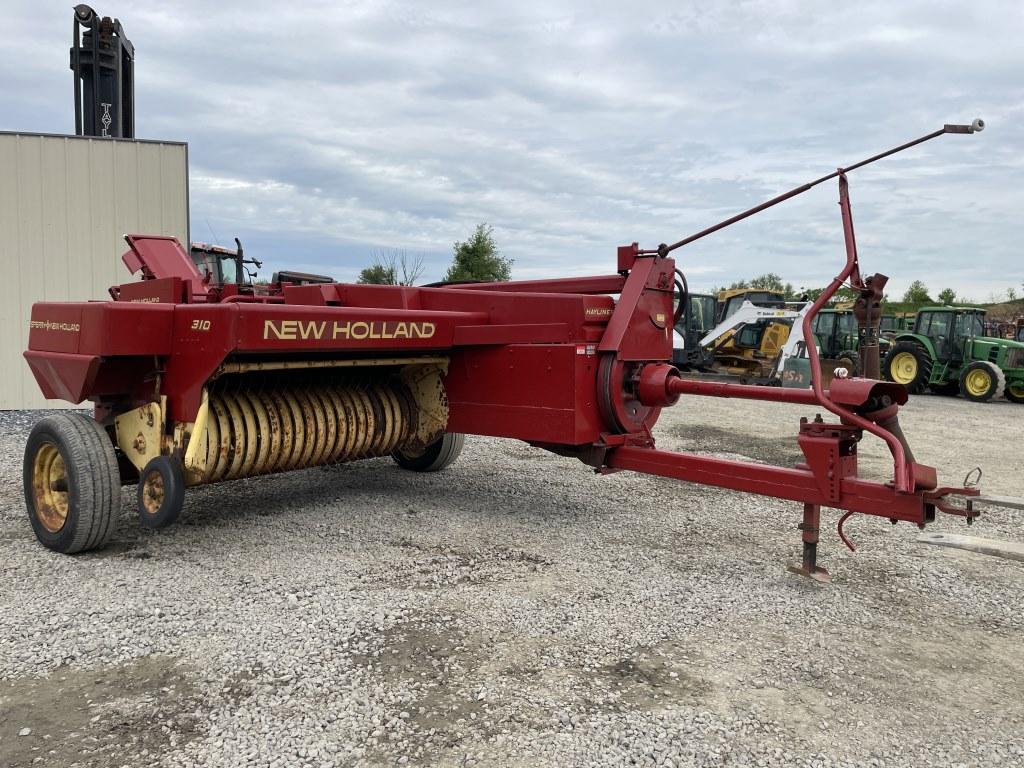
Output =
[{"x1": 597, "y1": 354, "x2": 662, "y2": 434}]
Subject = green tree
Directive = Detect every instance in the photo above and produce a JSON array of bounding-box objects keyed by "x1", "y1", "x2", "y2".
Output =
[
  {"x1": 749, "y1": 273, "x2": 790, "y2": 296},
  {"x1": 937, "y1": 288, "x2": 956, "y2": 305},
  {"x1": 444, "y1": 224, "x2": 512, "y2": 282},
  {"x1": 902, "y1": 280, "x2": 932, "y2": 304},
  {"x1": 718, "y1": 273, "x2": 798, "y2": 299},
  {"x1": 797, "y1": 286, "x2": 826, "y2": 301},
  {"x1": 832, "y1": 285, "x2": 860, "y2": 304},
  {"x1": 357, "y1": 263, "x2": 397, "y2": 285}
]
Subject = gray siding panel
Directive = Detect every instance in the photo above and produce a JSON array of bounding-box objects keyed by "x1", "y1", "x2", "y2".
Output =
[{"x1": 0, "y1": 133, "x2": 188, "y2": 409}]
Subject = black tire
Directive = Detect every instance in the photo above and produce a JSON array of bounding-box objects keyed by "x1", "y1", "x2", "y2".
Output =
[
  {"x1": 929, "y1": 381, "x2": 961, "y2": 396},
  {"x1": 882, "y1": 341, "x2": 932, "y2": 394},
  {"x1": 137, "y1": 456, "x2": 186, "y2": 529},
  {"x1": 23, "y1": 413, "x2": 121, "y2": 554},
  {"x1": 959, "y1": 361, "x2": 1005, "y2": 403},
  {"x1": 835, "y1": 349, "x2": 860, "y2": 377},
  {"x1": 1006, "y1": 380, "x2": 1024, "y2": 404},
  {"x1": 393, "y1": 433, "x2": 465, "y2": 472}
]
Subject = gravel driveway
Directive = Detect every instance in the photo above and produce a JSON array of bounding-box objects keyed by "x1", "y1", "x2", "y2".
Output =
[{"x1": 1, "y1": 395, "x2": 1022, "y2": 767}]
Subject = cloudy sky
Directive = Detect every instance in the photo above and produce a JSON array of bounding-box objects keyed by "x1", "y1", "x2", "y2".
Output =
[{"x1": 4, "y1": 2, "x2": 1022, "y2": 299}]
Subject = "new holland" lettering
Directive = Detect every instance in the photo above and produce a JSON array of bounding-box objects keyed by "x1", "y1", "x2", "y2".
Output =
[{"x1": 263, "y1": 319, "x2": 436, "y2": 341}]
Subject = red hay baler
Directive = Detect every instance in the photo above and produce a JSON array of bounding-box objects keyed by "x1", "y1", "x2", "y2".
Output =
[{"x1": 22, "y1": 122, "x2": 994, "y2": 579}]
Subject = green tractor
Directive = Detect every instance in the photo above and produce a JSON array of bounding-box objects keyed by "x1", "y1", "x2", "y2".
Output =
[
  {"x1": 882, "y1": 307, "x2": 1024, "y2": 403},
  {"x1": 811, "y1": 308, "x2": 862, "y2": 375},
  {"x1": 810, "y1": 308, "x2": 893, "y2": 377}
]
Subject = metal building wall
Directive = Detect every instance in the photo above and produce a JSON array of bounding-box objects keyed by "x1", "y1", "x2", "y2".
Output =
[{"x1": 0, "y1": 132, "x2": 188, "y2": 409}]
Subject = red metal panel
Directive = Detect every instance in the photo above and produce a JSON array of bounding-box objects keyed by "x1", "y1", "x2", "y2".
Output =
[
  {"x1": 446, "y1": 344, "x2": 603, "y2": 444},
  {"x1": 617, "y1": 243, "x2": 639, "y2": 273},
  {"x1": 446, "y1": 275, "x2": 626, "y2": 295},
  {"x1": 78, "y1": 303, "x2": 175, "y2": 356},
  {"x1": 597, "y1": 256, "x2": 674, "y2": 361},
  {"x1": 122, "y1": 235, "x2": 207, "y2": 299},
  {"x1": 30, "y1": 302, "x2": 175, "y2": 357},
  {"x1": 117, "y1": 277, "x2": 185, "y2": 304},
  {"x1": 27, "y1": 304, "x2": 84, "y2": 354},
  {"x1": 280, "y1": 284, "x2": 333, "y2": 306},
  {"x1": 281, "y1": 283, "x2": 614, "y2": 344},
  {"x1": 24, "y1": 351, "x2": 100, "y2": 403},
  {"x1": 419, "y1": 288, "x2": 613, "y2": 335},
  {"x1": 162, "y1": 305, "x2": 240, "y2": 422},
  {"x1": 452, "y1": 323, "x2": 570, "y2": 346},
  {"x1": 448, "y1": 403, "x2": 577, "y2": 442},
  {"x1": 232, "y1": 305, "x2": 482, "y2": 353},
  {"x1": 321, "y1": 283, "x2": 425, "y2": 310}
]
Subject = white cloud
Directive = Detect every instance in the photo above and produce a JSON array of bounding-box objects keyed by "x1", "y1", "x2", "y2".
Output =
[{"x1": 2, "y1": 1, "x2": 1021, "y2": 299}]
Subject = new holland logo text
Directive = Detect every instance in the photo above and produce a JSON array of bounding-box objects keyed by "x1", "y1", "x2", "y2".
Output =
[
  {"x1": 30, "y1": 320, "x2": 80, "y2": 332},
  {"x1": 264, "y1": 319, "x2": 436, "y2": 341}
]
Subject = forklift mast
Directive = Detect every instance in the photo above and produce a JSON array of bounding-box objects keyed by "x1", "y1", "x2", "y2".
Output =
[{"x1": 70, "y1": 4, "x2": 134, "y2": 138}]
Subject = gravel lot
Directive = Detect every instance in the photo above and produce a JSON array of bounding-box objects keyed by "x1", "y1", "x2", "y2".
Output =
[{"x1": 1, "y1": 394, "x2": 1022, "y2": 767}]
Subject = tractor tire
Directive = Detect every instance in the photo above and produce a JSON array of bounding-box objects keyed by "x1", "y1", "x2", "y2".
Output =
[
  {"x1": 23, "y1": 413, "x2": 122, "y2": 554},
  {"x1": 393, "y1": 433, "x2": 465, "y2": 472},
  {"x1": 883, "y1": 341, "x2": 932, "y2": 394},
  {"x1": 959, "y1": 361, "x2": 1005, "y2": 403},
  {"x1": 137, "y1": 456, "x2": 186, "y2": 529},
  {"x1": 929, "y1": 381, "x2": 961, "y2": 396},
  {"x1": 835, "y1": 349, "x2": 860, "y2": 377},
  {"x1": 1005, "y1": 381, "x2": 1024, "y2": 404}
]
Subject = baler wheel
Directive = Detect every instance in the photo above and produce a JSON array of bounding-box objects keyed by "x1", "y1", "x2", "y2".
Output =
[
  {"x1": 393, "y1": 432, "x2": 465, "y2": 472},
  {"x1": 23, "y1": 413, "x2": 121, "y2": 553},
  {"x1": 137, "y1": 456, "x2": 186, "y2": 529}
]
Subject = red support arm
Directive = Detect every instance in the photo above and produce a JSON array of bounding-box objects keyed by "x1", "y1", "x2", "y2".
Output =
[{"x1": 606, "y1": 445, "x2": 935, "y2": 522}]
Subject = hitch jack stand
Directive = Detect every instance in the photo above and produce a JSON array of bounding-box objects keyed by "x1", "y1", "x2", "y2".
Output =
[{"x1": 788, "y1": 503, "x2": 831, "y2": 582}]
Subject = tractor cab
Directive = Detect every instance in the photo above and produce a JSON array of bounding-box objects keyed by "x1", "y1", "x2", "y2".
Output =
[
  {"x1": 810, "y1": 308, "x2": 862, "y2": 375},
  {"x1": 190, "y1": 239, "x2": 334, "y2": 299},
  {"x1": 672, "y1": 293, "x2": 717, "y2": 369},
  {"x1": 912, "y1": 308, "x2": 984, "y2": 363},
  {"x1": 812, "y1": 309, "x2": 858, "y2": 358},
  {"x1": 190, "y1": 240, "x2": 260, "y2": 287}
]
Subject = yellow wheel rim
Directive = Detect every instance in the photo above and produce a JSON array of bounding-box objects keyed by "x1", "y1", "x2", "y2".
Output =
[
  {"x1": 32, "y1": 442, "x2": 70, "y2": 533},
  {"x1": 1009, "y1": 383, "x2": 1024, "y2": 399},
  {"x1": 964, "y1": 368, "x2": 992, "y2": 397},
  {"x1": 890, "y1": 352, "x2": 918, "y2": 384}
]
